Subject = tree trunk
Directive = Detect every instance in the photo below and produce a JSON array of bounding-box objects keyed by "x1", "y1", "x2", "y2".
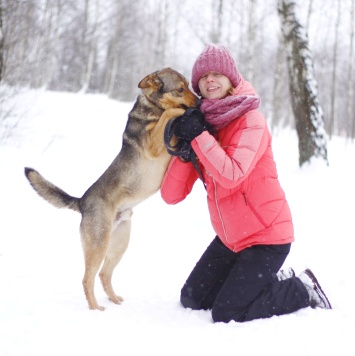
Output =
[
  {"x1": 278, "y1": 0, "x2": 328, "y2": 166},
  {"x1": 328, "y1": 0, "x2": 341, "y2": 138},
  {"x1": 247, "y1": 0, "x2": 256, "y2": 83},
  {"x1": 348, "y1": 0, "x2": 355, "y2": 141},
  {"x1": 0, "y1": 0, "x2": 3, "y2": 81},
  {"x1": 45, "y1": 0, "x2": 62, "y2": 89},
  {"x1": 271, "y1": 33, "x2": 286, "y2": 132},
  {"x1": 306, "y1": 0, "x2": 313, "y2": 31},
  {"x1": 103, "y1": 1, "x2": 122, "y2": 98},
  {"x1": 211, "y1": 0, "x2": 223, "y2": 43}
]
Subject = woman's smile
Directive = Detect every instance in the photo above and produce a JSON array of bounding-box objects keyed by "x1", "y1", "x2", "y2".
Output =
[{"x1": 198, "y1": 71, "x2": 232, "y2": 99}]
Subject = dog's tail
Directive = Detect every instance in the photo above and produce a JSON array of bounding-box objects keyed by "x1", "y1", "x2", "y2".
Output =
[{"x1": 24, "y1": 167, "x2": 80, "y2": 212}]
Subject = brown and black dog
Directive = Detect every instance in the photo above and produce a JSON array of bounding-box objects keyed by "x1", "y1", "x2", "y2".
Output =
[{"x1": 24, "y1": 68, "x2": 199, "y2": 310}]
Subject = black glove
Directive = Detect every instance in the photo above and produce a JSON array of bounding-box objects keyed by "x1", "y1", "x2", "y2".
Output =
[
  {"x1": 178, "y1": 141, "x2": 194, "y2": 162},
  {"x1": 173, "y1": 108, "x2": 212, "y2": 142}
]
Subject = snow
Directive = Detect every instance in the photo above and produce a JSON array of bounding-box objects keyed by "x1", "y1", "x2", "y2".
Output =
[{"x1": 0, "y1": 89, "x2": 354, "y2": 356}]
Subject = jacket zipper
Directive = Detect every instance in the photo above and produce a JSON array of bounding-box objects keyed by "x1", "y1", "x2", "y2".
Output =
[
  {"x1": 242, "y1": 192, "x2": 268, "y2": 228},
  {"x1": 213, "y1": 177, "x2": 229, "y2": 242}
]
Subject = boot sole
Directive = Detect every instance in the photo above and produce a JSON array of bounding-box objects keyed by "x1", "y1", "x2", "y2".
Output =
[{"x1": 305, "y1": 269, "x2": 332, "y2": 309}]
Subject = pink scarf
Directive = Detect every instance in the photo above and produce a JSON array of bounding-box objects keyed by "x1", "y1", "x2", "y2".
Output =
[{"x1": 200, "y1": 94, "x2": 261, "y2": 131}]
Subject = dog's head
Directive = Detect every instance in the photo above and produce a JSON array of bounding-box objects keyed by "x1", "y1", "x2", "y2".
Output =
[{"x1": 138, "y1": 68, "x2": 199, "y2": 110}]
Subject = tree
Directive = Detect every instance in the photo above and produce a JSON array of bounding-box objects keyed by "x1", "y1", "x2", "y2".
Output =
[
  {"x1": 0, "y1": 0, "x2": 354, "y2": 141},
  {"x1": 102, "y1": 1, "x2": 123, "y2": 98},
  {"x1": 210, "y1": 0, "x2": 223, "y2": 43},
  {"x1": 271, "y1": 33, "x2": 290, "y2": 132},
  {"x1": 348, "y1": 0, "x2": 355, "y2": 140},
  {"x1": 328, "y1": 0, "x2": 341, "y2": 138},
  {"x1": 246, "y1": 0, "x2": 256, "y2": 84},
  {"x1": 0, "y1": 0, "x2": 3, "y2": 81},
  {"x1": 80, "y1": 0, "x2": 99, "y2": 92},
  {"x1": 278, "y1": 0, "x2": 328, "y2": 166}
]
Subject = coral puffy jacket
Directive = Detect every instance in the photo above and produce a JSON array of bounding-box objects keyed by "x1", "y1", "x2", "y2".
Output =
[{"x1": 160, "y1": 85, "x2": 294, "y2": 252}]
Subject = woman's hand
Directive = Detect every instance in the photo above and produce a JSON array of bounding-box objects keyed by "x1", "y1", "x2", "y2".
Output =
[{"x1": 173, "y1": 108, "x2": 212, "y2": 141}]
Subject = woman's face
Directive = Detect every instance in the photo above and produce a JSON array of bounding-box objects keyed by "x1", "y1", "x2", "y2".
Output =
[{"x1": 198, "y1": 71, "x2": 232, "y2": 99}]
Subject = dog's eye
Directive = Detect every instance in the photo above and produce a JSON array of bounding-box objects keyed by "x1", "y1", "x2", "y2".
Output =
[{"x1": 176, "y1": 88, "x2": 184, "y2": 93}]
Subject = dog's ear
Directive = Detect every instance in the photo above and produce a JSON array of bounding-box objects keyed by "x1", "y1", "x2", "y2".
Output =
[{"x1": 138, "y1": 72, "x2": 163, "y2": 90}]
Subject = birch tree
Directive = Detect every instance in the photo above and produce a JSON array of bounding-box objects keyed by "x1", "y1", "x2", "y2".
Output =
[
  {"x1": 210, "y1": 0, "x2": 223, "y2": 43},
  {"x1": 0, "y1": 0, "x2": 3, "y2": 81},
  {"x1": 278, "y1": 0, "x2": 328, "y2": 166},
  {"x1": 102, "y1": 1, "x2": 123, "y2": 97},
  {"x1": 271, "y1": 33, "x2": 288, "y2": 132},
  {"x1": 349, "y1": 0, "x2": 355, "y2": 140},
  {"x1": 328, "y1": 0, "x2": 341, "y2": 138},
  {"x1": 246, "y1": 0, "x2": 256, "y2": 84},
  {"x1": 32, "y1": 0, "x2": 63, "y2": 88},
  {"x1": 80, "y1": 0, "x2": 99, "y2": 92}
]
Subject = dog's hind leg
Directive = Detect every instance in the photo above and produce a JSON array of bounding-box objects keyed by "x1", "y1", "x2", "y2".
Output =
[
  {"x1": 80, "y1": 213, "x2": 113, "y2": 311},
  {"x1": 99, "y1": 209, "x2": 132, "y2": 305}
]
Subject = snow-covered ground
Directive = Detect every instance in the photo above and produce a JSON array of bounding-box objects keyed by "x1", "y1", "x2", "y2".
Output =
[{"x1": 0, "y1": 89, "x2": 354, "y2": 356}]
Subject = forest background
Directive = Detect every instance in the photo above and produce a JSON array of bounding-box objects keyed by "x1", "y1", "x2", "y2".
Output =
[
  {"x1": 2, "y1": 2, "x2": 355, "y2": 354},
  {"x1": 0, "y1": 0, "x2": 354, "y2": 141}
]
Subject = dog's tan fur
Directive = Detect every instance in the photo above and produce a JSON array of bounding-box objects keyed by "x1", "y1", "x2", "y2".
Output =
[{"x1": 24, "y1": 68, "x2": 199, "y2": 310}]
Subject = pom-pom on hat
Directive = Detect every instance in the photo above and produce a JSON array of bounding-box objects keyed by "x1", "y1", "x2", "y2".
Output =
[{"x1": 191, "y1": 43, "x2": 241, "y2": 95}]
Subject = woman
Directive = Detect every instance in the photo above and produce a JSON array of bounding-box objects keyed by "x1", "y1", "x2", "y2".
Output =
[{"x1": 161, "y1": 43, "x2": 331, "y2": 323}]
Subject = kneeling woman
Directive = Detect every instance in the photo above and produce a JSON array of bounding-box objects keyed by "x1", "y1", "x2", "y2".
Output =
[{"x1": 161, "y1": 43, "x2": 331, "y2": 323}]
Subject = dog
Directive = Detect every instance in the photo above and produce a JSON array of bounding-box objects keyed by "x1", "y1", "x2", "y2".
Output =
[{"x1": 24, "y1": 67, "x2": 199, "y2": 310}]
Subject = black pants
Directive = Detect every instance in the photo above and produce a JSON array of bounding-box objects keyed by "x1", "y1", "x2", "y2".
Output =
[{"x1": 180, "y1": 236, "x2": 310, "y2": 323}]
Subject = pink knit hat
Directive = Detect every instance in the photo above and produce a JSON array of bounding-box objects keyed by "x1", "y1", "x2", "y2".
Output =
[{"x1": 191, "y1": 43, "x2": 241, "y2": 95}]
